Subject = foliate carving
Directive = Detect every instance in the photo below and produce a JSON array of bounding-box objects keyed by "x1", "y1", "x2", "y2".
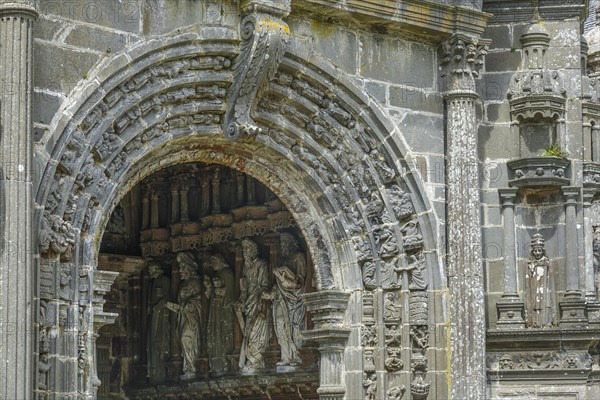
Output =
[
  {"x1": 361, "y1": 325, "x2": 377, "y2": 348},
  {"x1": 224, "y1": 5, "x2": 290, "y2": 140},
  {"x1": 440, "y1": 34, "x2": 488, "y2": 91},
  {"x1": 362, "y1": 261, "x2": 377, "y2": 289},
  {"x1": 39, "y1": 211, "x2": 76, "y2": 260},
  {"x1": 487, "y1": 352, "x2": 592, "y2": 371}
]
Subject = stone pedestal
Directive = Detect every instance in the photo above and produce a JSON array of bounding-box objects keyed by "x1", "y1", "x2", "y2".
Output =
[
  {"x1": 302, "y1": 291, "x2": 351, "y2": 400},
  {"x1": 0, "y1": 2, "x2": 37, "y2": 399}
]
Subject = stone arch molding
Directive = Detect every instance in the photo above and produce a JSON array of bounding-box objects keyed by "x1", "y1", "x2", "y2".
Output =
[{"x1": 34, "y1": 23, "x2": 441, "y2": 398}]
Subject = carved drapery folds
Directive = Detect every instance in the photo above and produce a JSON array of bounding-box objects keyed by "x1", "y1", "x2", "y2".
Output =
[{"x1": 224, "y1": 0, "x2": 290, "y2": 140}]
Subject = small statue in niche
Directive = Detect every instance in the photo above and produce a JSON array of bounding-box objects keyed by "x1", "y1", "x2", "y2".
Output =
[
  {"x1": 166, "y1": 252, "x2": 204, "y2": 380},
  {"x1": 236, "y1": 239, "x2": 271, "y2": 373},
  {"x1": 205, "y1": 254, "x2": 235, "y2": 375},
  {"x1": 146, "y1": 261, "x2": 171, "y2": 383},
  {"x1": 263, "y1": 233, "x2": 306, "y2": 367},
  {"x1": 525, "y1": 234, "x2": 555, "y2": 328}
]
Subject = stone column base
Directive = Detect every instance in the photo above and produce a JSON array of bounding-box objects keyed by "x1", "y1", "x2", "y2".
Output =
[
  {"x1": 559, "y1": 294, "x2": 588, "y2": 328},
  {"x1": 496, "y1": 299, "x2": 525, "y2": 329}
]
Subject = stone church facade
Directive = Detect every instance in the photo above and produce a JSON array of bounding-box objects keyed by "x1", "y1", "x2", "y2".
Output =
[{"x1": 1, "y1": 0, "x2": 600, "y2": 399}]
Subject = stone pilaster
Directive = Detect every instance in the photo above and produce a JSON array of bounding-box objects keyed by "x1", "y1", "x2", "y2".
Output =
[
  {"x1": 441, "y1": 33, "x2": 489, "y2": 399},
  {"x1": 583, "y1": 189, "x2": 597, "y2": 302},
  {"x1": 559, "y1": 187, "x2": 588, "y2": 328},
  {"x1": 0, "y1": 1, "x2": 37, "y2": 399},
  {"x1": 302, "y1": 291, "x2": 351, "y2": 400},
  {"x1": 496, "y1": 188, "x2": 525, "y2": 329}
]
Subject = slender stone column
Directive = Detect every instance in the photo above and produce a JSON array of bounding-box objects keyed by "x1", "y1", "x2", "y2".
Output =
[
  {"x1": 0, "y1": 2, "x2": 37, "y2": 399},
  {"x1": 583, "y1": 189, "x2": 597, "y2": 301},
  {"x1": 496, "y1": 188, "x2": 525, "y2": 329},
  {"x1": 302, "y1": 291, "x2": 351, "y2": 400},
  {"x1": 212, "y1": 167, "x2": 222, "y2": 214},
  {"x1": 200, "y1": 176, "x2": 210, "y2": 216},
  {"x1": 559, "y1": 187, "x2": 588, "y2": 327},
  {"x1": 170, "y1": 184, "x2": 180, "y2": 223},
  {"x1": 441, "y1": 33, "x2": 489, "y2": 399}
]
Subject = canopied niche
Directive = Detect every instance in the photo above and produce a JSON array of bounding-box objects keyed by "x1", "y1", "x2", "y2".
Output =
[{"x1": 97, "y1": 162, "x2": 319, "y2": 399}]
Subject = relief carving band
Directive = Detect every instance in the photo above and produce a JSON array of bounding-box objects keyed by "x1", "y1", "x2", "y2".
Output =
[
  {"x1": 147, "y1": 261, "x2": 171, "y2": 383},
  {"x1": 266, "y1": 233, "x2": 306, "y2": 367},
  {"x1": 525, "y1": 234, "x2": 555, "y2": 328},
  {"x1": 205, "y1": 254, "x2": 235, "y2": 375},
  {"x1": 166, "y1": 252, "x2": 204, "y2": 379},
  {"x1": 237, "y1": 239, "x2": 271, "y2": 373}
]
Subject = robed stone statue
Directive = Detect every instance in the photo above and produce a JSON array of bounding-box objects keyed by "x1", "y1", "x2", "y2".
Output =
[{"x1": 146, "y1": 261, "x2": 171, "y2": 382}]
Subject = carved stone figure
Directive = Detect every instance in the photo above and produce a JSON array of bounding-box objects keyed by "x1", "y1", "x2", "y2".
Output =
[
  {"x1": 237, "y1": 239, "x2": 271, "y2": 373},
  {"x1": 146, "y1": 261, "x2": 171, "y2": 382},
  {"x1": 388, "y1": 385, "x2": 406, "y2": 400},
  {"x1": 265, "y1": 233, "x2": 306, "y2": 367},
  {"x1": 525, "y1": 234, "x2": 555, "y2": 328},
  {"x1": 363, "y1": 372, "x2": 377, "y2": 400},
  {"x1": 394, "y1": 253, "x2": 428, "y2": 290},
  {"x1": 205, "y1": 254, "x2": 235, "y2": 375},
  {"x1": 166, "y1": 252, "x2": 204, "y2": 379}
]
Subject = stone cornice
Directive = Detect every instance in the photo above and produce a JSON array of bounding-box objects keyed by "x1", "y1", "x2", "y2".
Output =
[
  {"x1": 483, "y1": 0, "x2": 589, "y2": 26},
  {"x1": 291, "y1": 0, "x2": 491, "y2": 41}
]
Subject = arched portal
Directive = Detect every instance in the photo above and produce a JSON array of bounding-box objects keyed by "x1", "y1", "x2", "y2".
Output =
[{"x1": 34, "y1": 31, "x2": 445, "y2": 399}]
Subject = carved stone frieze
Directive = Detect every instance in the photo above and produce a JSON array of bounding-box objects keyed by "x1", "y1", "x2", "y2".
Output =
[
  {"x1": 487, "y1": 352, "x2": 593, "y2": 371},
  {"x1": 507, "y1": 157, "x2": 570, "y2": 188}
]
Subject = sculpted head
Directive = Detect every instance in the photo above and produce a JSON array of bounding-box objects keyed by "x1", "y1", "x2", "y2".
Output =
[
  {"x1": 147, "y1": 261, "x2": 164, "y2": 279},
  {"x1": 242, "y1": 239, "x2": 258, "y2": 260},
  {"x1": 280, "y1": 233, "x2": 298, "y2": 257},
  {"x1": 208, "y1": 253, "x2": 228, "y2": 271},
  {"x1": 530, "y1": 234, "x2": 546, "y2": 260},
  {"x1": 177, "y1": 252, "x2": 199, "y2": 280}
]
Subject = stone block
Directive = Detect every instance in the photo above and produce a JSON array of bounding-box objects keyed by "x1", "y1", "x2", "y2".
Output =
[
  {"x1": 33, "y1": 90, "x2": 63, "y2": 125},
  {"x1": 365, "y1": 80, "x2": 386, "y2": 104},
  {"x1": 546, "y1": 47, "x2": 580, "y2": 70},
  {"x1": 484, "y1": 25, "x2": 511, "y2": 50},
  {"x1": 359, "y1": 33, "x2": 435, "y2": 88},
  {"x1": 38, "y1": 0, "x2": 142, "y2": 33},
  {"x1": 64, "y1": 25, "x2": 129, "y2": 54},
  {"x1": 389, "y1": 86, "x2": 443, "y2": 114},
  {"x1": 516, "y1": 205, "x2": 537, "y2": 227},
  {"x1": 485, "y1": 50, "x2": 521, "y2": 73},
  {"x1": 484, "y1": 204, "x2": 502, "y2": 227},
  {"x1": 485, "y1": 102, "x2": 511, "y2": 124},
  {"x1": 478, "y1": 72, "x2": 513, "y2": 102},
  {"x1": 313, "y1": 27, "x2": 358, "y2": 75},
  {"x1": 482, "y1": 226, "x2": 504, "y2": 260},
  {"x1": 141, "y1": 0, "x2": 229, "y2": 36},
  {"x1": 395, "y1": 113, "x2": 444, "y2": 154},
  {"x1": 33, "y1": 42, "x2": 100, "y2": 96},
  {"x1": 478, "y1": 124, "x2": 518, "y2": 161},
  {"x1": 34, "y1": 15, "x2": 65, "y2": 41},
  {"x1": 486, "y1": 260, "x2": 505, "y2": 292}
]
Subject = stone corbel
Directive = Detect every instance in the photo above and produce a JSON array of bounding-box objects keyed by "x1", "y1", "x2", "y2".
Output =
[
  {"x1": 302, "y1": 291, "x2": 351, "y2": 400},
  {"x1": 223, "y1": 0, "x2": 291, "y2": 140}
]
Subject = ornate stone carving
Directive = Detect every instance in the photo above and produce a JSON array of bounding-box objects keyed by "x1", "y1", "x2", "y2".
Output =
[
  {"x1": 409, "y1": 292, "x2": 429, "y2": 326},
  {"x1": 410, "y1": 325, "x2": 430, "y2": 354},
  {"x1": 395, "y1": 252, "x2": 428, "y2": 291},
  {"x1": 384, "y1": 292, "x2": 402, "y2": 323},
  {"x1": 401, "y1": 220, "x2": 423, "y2": 251},
  {"x1": 410, "y1": 354, "x2": 430, "y2": 400},
  {"x1": 361, "y1": 261, "x2": 377, "y2": 289},
  {"x1": 385, "y1": 325, "x2": 403, "y2": 372},
  {"x1": 374, "y1": 225, "x2": 399, "y2": 258},
  {"x1": 237, "y1": 239, "x2": 271, "y2": 373},
  {"x1": 165, "y1": 252, "x2": 204, "y2": 380},
  {"x1": 362, "y1": 372, "x2": 377, "y2": 400},
  {"x1": 440, "y1": 33, "x2": 488, "y2": 91},
  {"x1": 205, "y1": 254, "x2": 235, "y2": 376},
  {"x1": 525, "y1": 233, "x2": 555, "y2": 328},
  {"x1": 388, "y1": 385, "x2": 406, "y2": 400},
  {"x1": 224, "y1": 1, "x2": 290, "y2": 139},
  {"x1": 388, "y1": 184, "x2": 414, "y2": 220},
  {"x1": 146, "y1": 260, "x2": 171, "y2": 382},
  {"x1": 58, "y1": 264, "x2": 72, "y2": 301},
  {"x1": 487, "y1": 352, "x2": 593, "y2": 371},
  {"x1": 594, "y1": 226, "x2": 600, "y2": 299},
  {"x1": 39, "y1": 211, "x2": 76, "y2": 260},
  {"x1": 267, "y1": 233, "x2": 306, "y2": 367}
]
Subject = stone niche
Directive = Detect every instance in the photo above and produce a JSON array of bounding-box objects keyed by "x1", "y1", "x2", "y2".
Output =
[{"x1": 97, "y1": 162, "x2": 319, "y2": 400}]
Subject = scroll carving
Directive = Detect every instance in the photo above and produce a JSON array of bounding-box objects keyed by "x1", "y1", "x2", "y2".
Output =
[{"x1": 224, "y1": 1, "x2": 290, "y2": 140}]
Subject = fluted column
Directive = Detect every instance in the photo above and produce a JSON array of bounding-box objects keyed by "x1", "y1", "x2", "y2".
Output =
[
  {"x1": 0, "y1": 2, "x2": 37, "y2": 399},
  {"x1": 496, "y1": 188, "x2": 525, "y2": 329},
  {"x1": 441, "y1": 33, "x2": 489, "y2": 399}
]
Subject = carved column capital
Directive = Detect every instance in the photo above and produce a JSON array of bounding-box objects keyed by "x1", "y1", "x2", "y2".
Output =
[
  {"x1": 498, "y1": 188, "x2": 518, "y2": 207},
  {"x1": 440, "y1": 33, "x2": 489, "y2": 94},
  {"x1": 0, "y1": 1, "x2": 38, "y2": 19}
]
